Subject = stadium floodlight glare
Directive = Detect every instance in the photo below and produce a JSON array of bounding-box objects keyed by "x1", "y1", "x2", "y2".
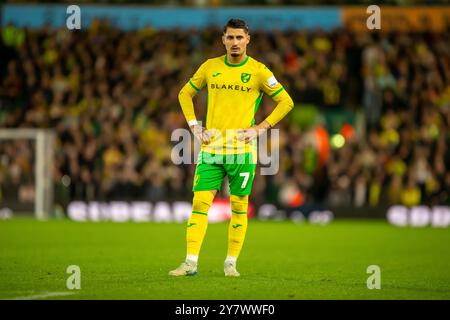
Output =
[
  {"x1": 0, "y1": 128, "x2": 54, "y2": 220},
  {"x1": 330, "y1": 133, "x2": 345, "y2": 149}
]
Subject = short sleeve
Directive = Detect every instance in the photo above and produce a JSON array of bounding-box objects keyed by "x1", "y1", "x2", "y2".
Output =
[{"x1": 259, "y1": 64, "x2": 284, "y2": 98}]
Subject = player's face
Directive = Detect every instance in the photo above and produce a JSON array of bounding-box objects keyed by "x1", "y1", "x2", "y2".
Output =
[{"x1": 222, "y1": 28, "x2": 250, "y2": 58}]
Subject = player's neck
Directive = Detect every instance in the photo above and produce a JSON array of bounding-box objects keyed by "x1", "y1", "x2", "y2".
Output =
[{"x1": 227, "y1": 53, "x2": 247, "y2": 65}]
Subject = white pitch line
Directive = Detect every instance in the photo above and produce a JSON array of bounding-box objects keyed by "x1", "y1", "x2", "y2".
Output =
[{"x1": 6, "y1": 291, "x2": 76, "y2": 300}]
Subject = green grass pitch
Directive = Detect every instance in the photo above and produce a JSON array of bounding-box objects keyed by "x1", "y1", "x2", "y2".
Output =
[{"x1": 0, "y1": 218, "x2": 449, "y2": 300}]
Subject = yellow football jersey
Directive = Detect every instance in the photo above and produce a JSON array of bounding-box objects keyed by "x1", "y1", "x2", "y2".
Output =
[{"x1": 180, "y1": 54, "x2": 292, "y2": 155}]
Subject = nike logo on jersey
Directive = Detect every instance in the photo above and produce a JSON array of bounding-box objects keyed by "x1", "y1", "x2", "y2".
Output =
[
  {"x1": 187, "y1": 223, "x2": 197, "y2": 228},
  {"x1": 232, "y1": 224, "x2": 243, "y2": 229},
  {"x1": 212, "y1": 72, "x2": 222, "y2": 77}
]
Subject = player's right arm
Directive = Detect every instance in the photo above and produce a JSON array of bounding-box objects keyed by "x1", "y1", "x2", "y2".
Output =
[{"x1": 178, "y1": 61, "x2": 211, "y2": 144}]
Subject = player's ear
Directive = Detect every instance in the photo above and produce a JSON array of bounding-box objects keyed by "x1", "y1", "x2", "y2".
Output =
[
  {"x1": 222, "y1": 34, "x2": 226, "y2": 46},
  {"x1": 246, "y1": 33, "x2": 250, "y2": 44}
]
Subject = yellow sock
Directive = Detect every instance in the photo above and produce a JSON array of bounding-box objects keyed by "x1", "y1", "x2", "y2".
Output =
[
  {"x1": 227, "y1": 195, "x2": 249, "y2": 259},
  {"x1": 186, "y1": 191, "x2": 215, "y2": 258}
]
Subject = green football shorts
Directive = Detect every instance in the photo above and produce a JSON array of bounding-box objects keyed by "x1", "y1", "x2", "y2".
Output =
[{"x1": 192, "y1": 151, "x2": 257, "y2": 196}]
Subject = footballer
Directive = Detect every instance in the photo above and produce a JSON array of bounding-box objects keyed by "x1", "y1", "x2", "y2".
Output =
[{"x1": 169, "y1": 18, "x2": 294, "y2": 277}]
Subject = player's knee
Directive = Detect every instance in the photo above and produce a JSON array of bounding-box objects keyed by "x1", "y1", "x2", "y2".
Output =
[
  {"x1": 230, "y1": 195, "x2": 249, "y2": 214},
  {"x1": 192, "y1": 191, "x2": 215, "y2": 214}
]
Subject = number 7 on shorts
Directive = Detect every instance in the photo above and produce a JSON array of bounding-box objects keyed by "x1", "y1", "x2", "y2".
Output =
[{"x1": 240, "y1": 172, "x2": 250, "y2": 189}]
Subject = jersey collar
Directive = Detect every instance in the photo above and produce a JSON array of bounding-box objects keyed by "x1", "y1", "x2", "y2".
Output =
[{"x1": 225, "y1": 55, "x2": 249, "y2": 67}]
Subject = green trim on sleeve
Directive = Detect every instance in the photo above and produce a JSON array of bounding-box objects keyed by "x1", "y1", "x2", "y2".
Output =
[
  {"x1": 270, "y1": 87, "x2": 284, "y2": 98},
  {"x1": 189, "y1": 80, "x2": 200, "y2": 92}
]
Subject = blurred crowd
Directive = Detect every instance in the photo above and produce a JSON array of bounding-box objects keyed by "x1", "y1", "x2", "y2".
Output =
[
  {"x1": 1, "y1": 22, "x2": 449, "y2": 212},
  {"x1": 4, "y1": 1, "x2": 445, "y2": 5}
]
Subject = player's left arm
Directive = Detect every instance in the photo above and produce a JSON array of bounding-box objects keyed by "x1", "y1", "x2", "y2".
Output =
[{"x1": 238, "y1": 65, "x2": 294, "y2": 143}]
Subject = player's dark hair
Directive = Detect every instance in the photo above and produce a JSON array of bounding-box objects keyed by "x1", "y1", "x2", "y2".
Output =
[{"x1": 223, "y1": 19, "x2": 249, "y2": 34}]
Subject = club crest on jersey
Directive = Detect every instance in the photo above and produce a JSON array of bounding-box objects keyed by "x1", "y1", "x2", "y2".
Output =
[{"x1": 241, "y1": 73, "x2": 251, "y2": 83}]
